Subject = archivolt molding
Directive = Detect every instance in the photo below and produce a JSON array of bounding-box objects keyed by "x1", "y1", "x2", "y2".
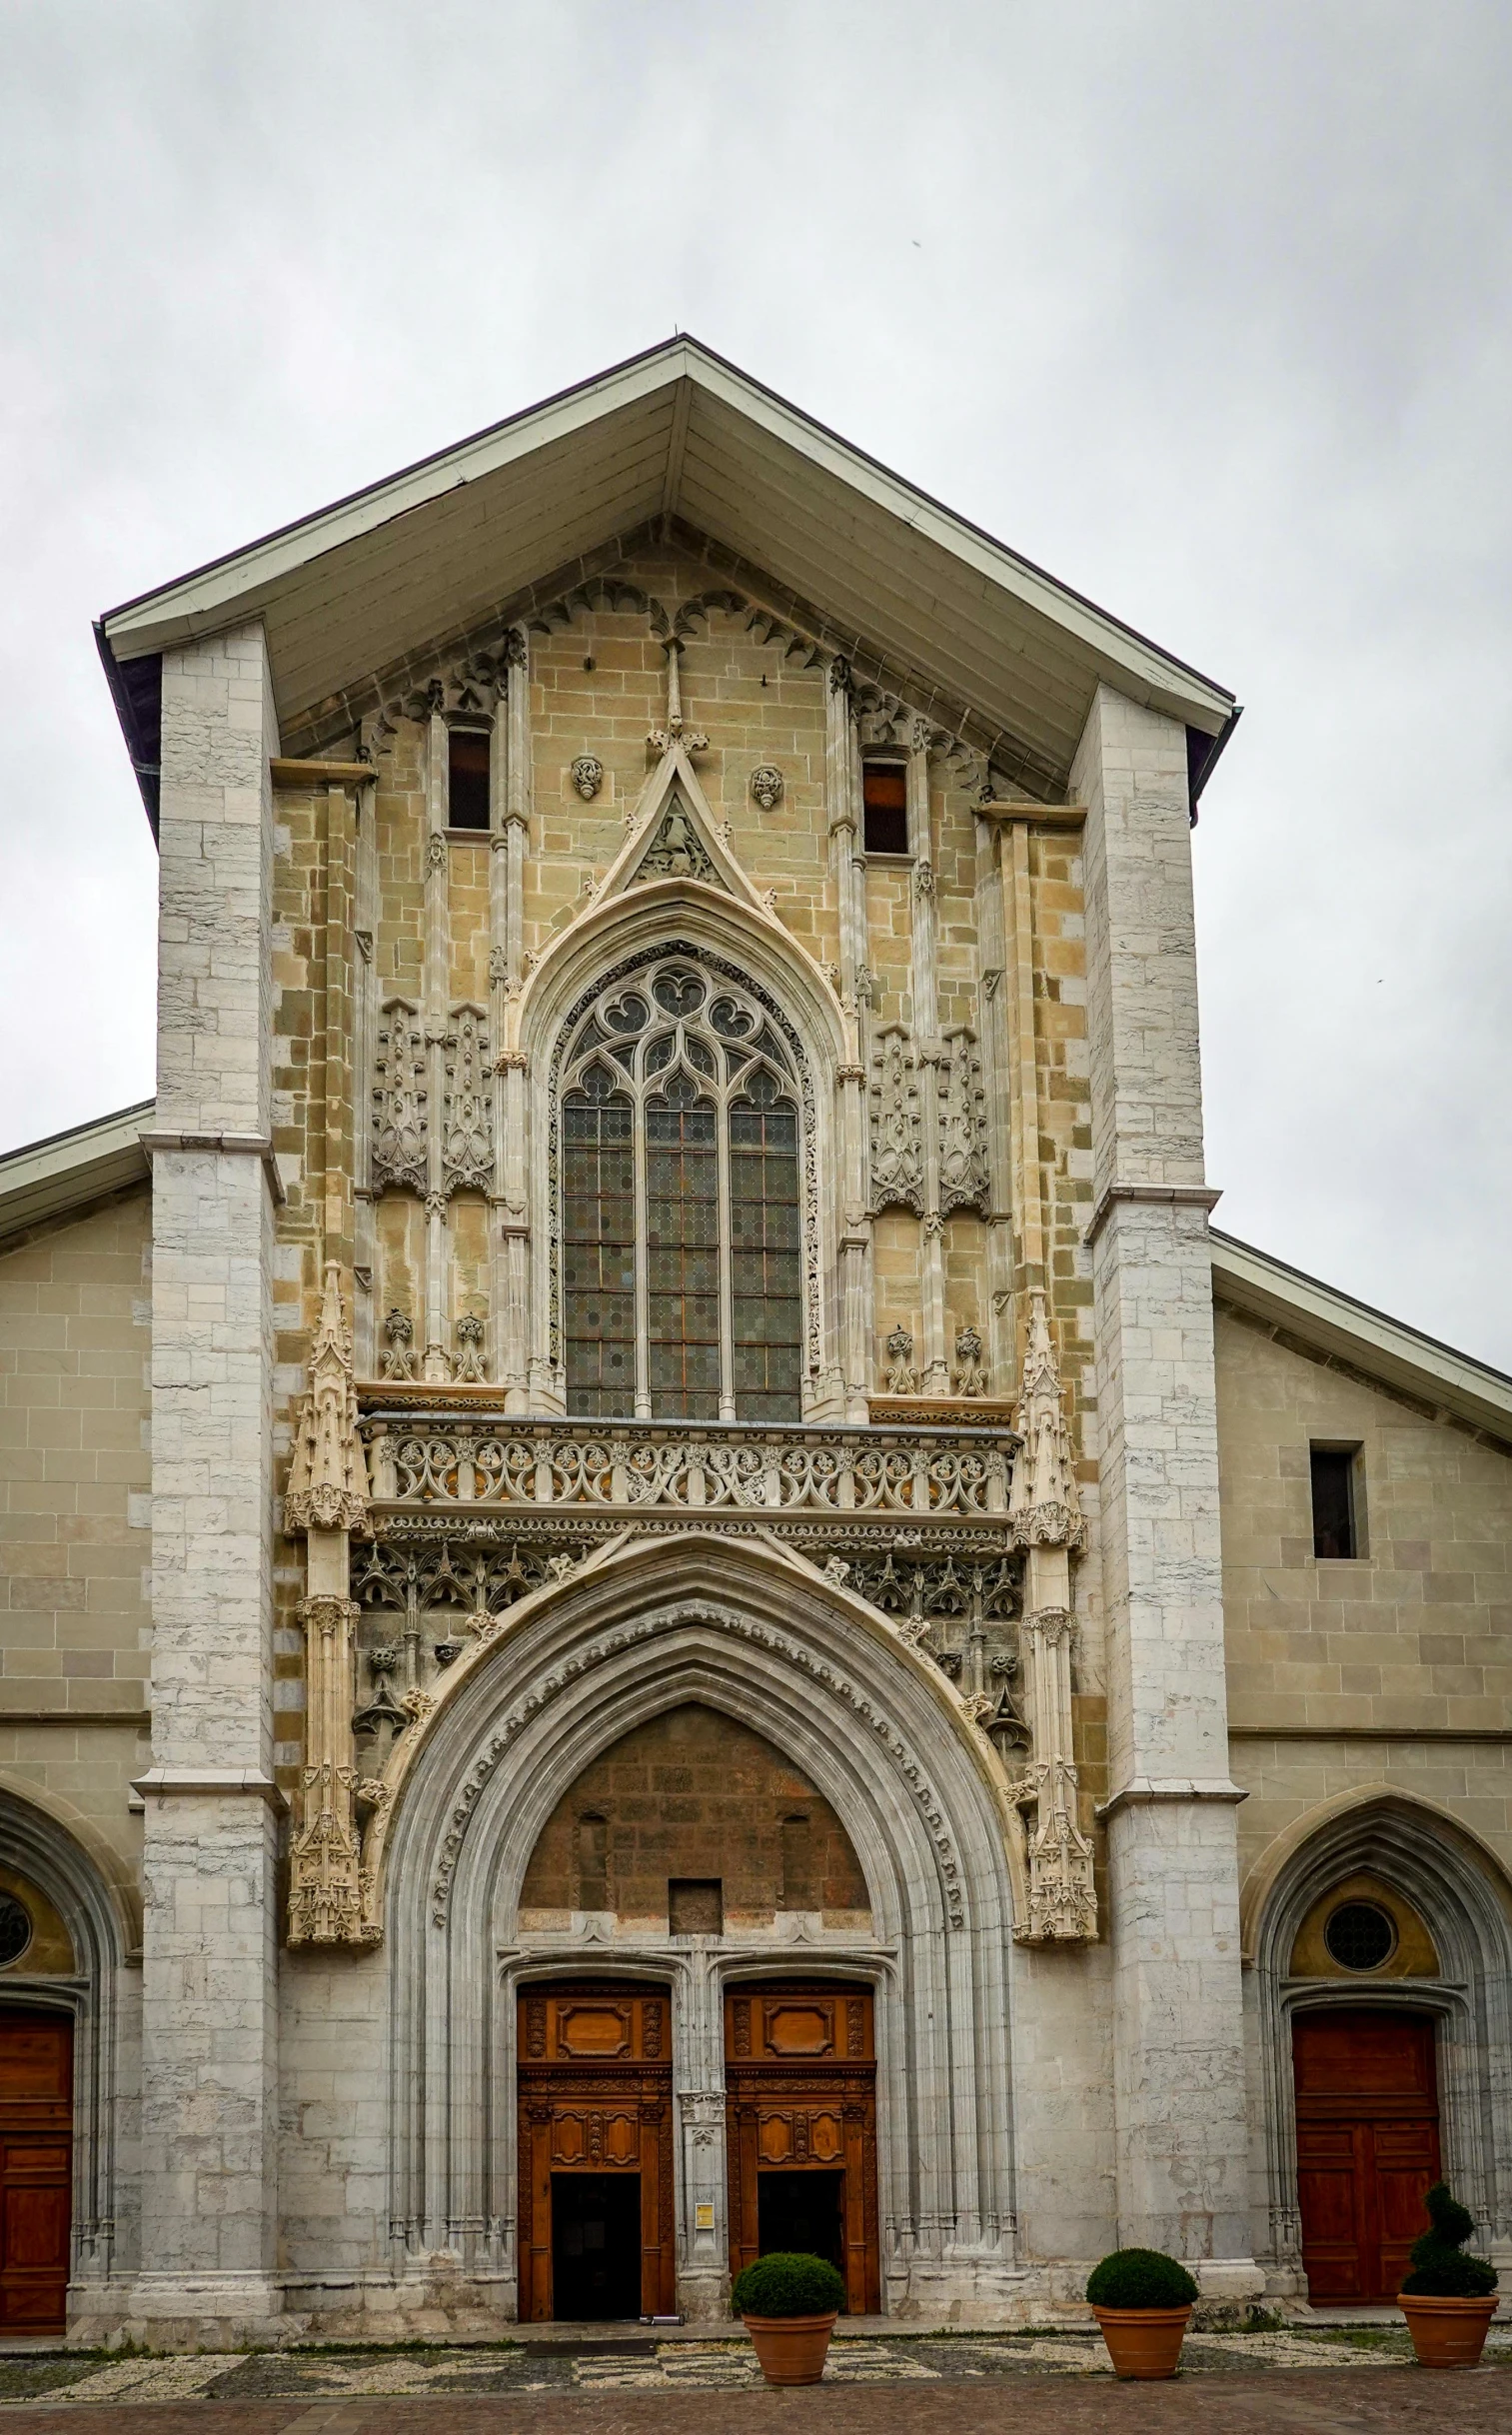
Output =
[
  {"x1": 1246, "y1": 1790, "x2": 1512, "y2": 2264},
  {"x1": 361, "y1": 1533, "x2": 1029, "y2": 1940}
]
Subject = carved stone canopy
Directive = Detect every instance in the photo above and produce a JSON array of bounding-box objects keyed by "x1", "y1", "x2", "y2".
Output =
[
  {"x1": 284, "y1": 1264, "x2": 370, "y2": 1536},
  {"x1": 1008, "y1": 1291, "x2": 1083, "y2": 1549}
]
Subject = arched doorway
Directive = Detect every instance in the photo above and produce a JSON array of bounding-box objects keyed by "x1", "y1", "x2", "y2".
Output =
[
  {"x1": 517, "y1": 1981, "x2": 674, "y2": 2322},
  {"x1": 0, "y1": 2010, "x2": 73, "y2": 2331},
  {"x1": 1292, "y1": 2008, "x2": 1440, "y2": 2302}
]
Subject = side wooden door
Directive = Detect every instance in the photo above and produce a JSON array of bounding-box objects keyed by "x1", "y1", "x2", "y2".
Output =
[
  {"x1": 0, "y1": 2013, "x2": 73, "y2": 2332},
  {"x1": 517, "y1": 1981, "x2": 674, "y2": 2322},
  {"x1": 1293, "y1": 2009, "x2": 1440, "y2": 2302},
  {"x1": 725, "y1": 1982, "x2": 879, "y2": 2315}
]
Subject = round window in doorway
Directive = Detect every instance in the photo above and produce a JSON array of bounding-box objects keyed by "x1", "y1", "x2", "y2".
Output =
[
  {"x1": 0, "y1": 1895, "x2": 32, "y2": 1968},
  {"x1": 1324, "y1": 1899, "x2": 1396, "y2": 1972}
]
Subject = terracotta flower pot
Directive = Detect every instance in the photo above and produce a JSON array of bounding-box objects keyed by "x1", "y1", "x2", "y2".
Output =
[
  {"x1": 1398, "y1": 2293, "x2": 1498, "y2": 2369},
  {"x1": 1090, "y1": 2303, "x2": 1192, "y2": 2379},
  {"x1": 742, "y1": 2309, "x2": 838, "y2": 2385}
]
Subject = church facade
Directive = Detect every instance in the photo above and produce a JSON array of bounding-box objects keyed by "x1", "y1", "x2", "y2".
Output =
[{"x1": 1, "y1": 339, "x2": 1509, "y2": 2344}]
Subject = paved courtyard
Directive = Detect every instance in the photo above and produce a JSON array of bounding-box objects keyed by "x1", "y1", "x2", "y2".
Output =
[{"x1": 0, "y1": 2326, "x2": 1506, "y2": 2428}]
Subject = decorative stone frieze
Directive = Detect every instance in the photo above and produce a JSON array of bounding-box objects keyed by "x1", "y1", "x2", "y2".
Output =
[{"x1": 284, "y1": 1265, "x2": 370, "y2": 1537}]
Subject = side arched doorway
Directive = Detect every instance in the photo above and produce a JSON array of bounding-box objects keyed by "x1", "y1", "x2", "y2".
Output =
[{"x1": 1292, "y1": 2008, "x2": 1440, "y2": 2302}]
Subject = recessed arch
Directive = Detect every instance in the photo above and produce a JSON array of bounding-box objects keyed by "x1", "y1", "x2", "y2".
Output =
[
  {"x1": 1244, "y1": 1790, "x2": 1512, "y2": 2279},
  {"x1": 376, "y1": 1532, "x2": 1025, "y2": 2317}
]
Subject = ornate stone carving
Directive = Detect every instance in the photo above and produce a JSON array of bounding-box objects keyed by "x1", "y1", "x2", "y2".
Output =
[
  {"x1": 284, "y1": 1264, "x2": 370, "y2": 1535},
  {"x1": 571, "y1": 755, "x2": 604, "y2": 801},
  {"x1": 633, "y1": 796, "x2": 720, "y2": 885},
  {"x1": 1009, "y1": 1291, "x2": 1084, "y2": 1551},
  {"x1": 751, "y1": 765, "x2": 783, "y2": 811},
  {"x1": 454, "y1": 1311, "x2": 486, "y2": 1383},
  {"x1": 427, "y1": 831, "x2": 448, "y2": 872},
  {"x1": 288, "y1": 1595, "x2": 374, "y2": 1947},
  {"x1": 883, "y1": 1325, "x2": 917, "y2": 1394},
  {"x1": 937, "y1": 1029, "x2": 989, "y2": 1215},
  {"x1": 382, "y1": 1308, "x2": 416, "y2": 1382},
  {"x1": 372, "y1": 1001, "x2": 428, "y2": 1195},
  {"x1": 1012, "y1": 1607, "x2": 1096, "y2": 1944},
  {"x1": 952, "y1": 1323, "x2": 988, "y2": 1399},
  {"x1": 440, "y1": 1007, "x2": 493, "y2": 1194},
  {"x1": 869, "y1": 1028, "x2": 923, "y2": 1215},
  {"x1": 647, "y1": 637, "x2": 709, "y2": 758}
]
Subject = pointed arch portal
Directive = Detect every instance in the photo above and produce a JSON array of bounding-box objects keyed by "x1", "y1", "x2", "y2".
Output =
[{"x1": 379, "y1": 1535, "x2": 1024, "y2": 2320}]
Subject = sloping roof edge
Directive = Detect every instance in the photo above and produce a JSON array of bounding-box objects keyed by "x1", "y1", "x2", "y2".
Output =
[
  {"x1": 97, "y1": 335, "x2": 1235, "y2": 744},
  {"x1": 0, "y1": 1103, "x2": 155, "y2": 1249},
  {"x1": 1211, "y1": 1228, "x2": 1512, "y2": 1444}
]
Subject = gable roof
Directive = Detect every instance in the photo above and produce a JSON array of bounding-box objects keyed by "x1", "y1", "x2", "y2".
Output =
[
  {"x1": 0, "y1": 1102, "x2": 153, "y2": 1250},
  {"x1": 1211, "y1": 1228, "x2": 1512, "y2": 1446},
  {"x1": 96, "y1": 336, "x2": 1238, "y2": 831}
]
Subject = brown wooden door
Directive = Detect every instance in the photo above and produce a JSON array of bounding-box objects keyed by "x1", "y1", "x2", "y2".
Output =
[
  {"x1": 517, "y1": 1982, "x2": 674, "y2": 2322},
  {"x1": 1293, "y1": 2009, "x2": 1440, "y2": 2303},
  {"x1": 725, "y1": 1982, "x2": 879, "y2": 2315},
  {"x1": 0, "y1": 2013, "x2": 72, "y2": 2332}
]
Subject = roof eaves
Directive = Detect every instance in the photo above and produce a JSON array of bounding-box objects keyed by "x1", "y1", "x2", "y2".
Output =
[{"x1": 0, "y1": 1101, "x2": 155, "y2": 1249}]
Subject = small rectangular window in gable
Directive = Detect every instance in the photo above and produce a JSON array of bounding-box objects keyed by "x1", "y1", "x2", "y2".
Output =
[
  {"x1": 1310, "y1": 1444, "x2": 1360, "y2": 1559},
  {"x1": 448, "y1": 727, "x2": 492, "y2": 830},
  {"x1": 862, "y1": 761, "x2": 909, "y2": 857}
]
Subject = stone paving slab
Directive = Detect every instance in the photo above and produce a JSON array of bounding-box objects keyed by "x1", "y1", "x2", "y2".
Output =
[
  {"x1": 0, "y1": 2363, "x2": 1511, "y2": 2434},
  {"x1": 0, "y1": 2328, "x2": 1507, "y2": 2411}
]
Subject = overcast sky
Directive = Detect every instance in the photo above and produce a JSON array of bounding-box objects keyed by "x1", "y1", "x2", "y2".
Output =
[{"x1": 2, "y1": 2, "x2": 1508, "y2": 1364}]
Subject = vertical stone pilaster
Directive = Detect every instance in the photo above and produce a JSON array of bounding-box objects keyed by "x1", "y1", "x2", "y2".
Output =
[
  {"x1": 137, "y1": 620, "x2": 284, "y2": 2340},
  {"x1": 1073, "y1": 683, "x2": 1252, "y2": 2279},
  {"x1": 972, "y1": 813, "x2": 1015, "y2": 1390},
  {"x1": 352, "y1": 746, "x2": 380, "y2": 1378}
]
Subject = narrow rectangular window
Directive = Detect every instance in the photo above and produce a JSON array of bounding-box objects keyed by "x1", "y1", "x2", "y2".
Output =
[
  {"x1": 564, "y1": 1087, "x2": 636, "y2": 1416},
  {"x1": 448, "y1": 727, "x2": 492, "y2": 830},
  {"x1": 669, "y1": 1878, "x2": 723, "y2": 1936},
  {"x1": 1310, "y1": 1445, "x2": 1359, "y2": 1559},
  {"x1": 646, "y1": 1088, "x2": 720, "y2": 1420},
  {"x1": 730, "y1": 1085, "x2": 802, "y2": 1421},
  {"x1": 862, "y1": 761, "x2": 910, "y2": 856}
]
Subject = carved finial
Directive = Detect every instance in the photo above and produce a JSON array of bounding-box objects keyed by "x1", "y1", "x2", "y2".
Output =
[
  {"x1": 952, "y1": 1322, "x2": 988, "y2": 1398},
  {"x1": 883, "y1": 1324, "x2": 917, "y2": 1395},
  {"x1": 454, "y1": 1310, "x2": 486, "y2": 1383},
  {"x1": 1009, "y1": 1291, "x2": 1083, "y2": 1548},
  {"x1": 284, "y1": 1264, "x2": 370, "y2": 1535},
  {"x1": 381, "y1": 1307, "x2": 416, "y2": 1382}
]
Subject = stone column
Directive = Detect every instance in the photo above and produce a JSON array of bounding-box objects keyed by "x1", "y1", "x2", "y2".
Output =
[
  {"x1": 134, "y1": 621, "x2": 284, "y2": 2343},
  {"x1": 1072, "y1": 684, "x2": 1254, "y2": 2286}
]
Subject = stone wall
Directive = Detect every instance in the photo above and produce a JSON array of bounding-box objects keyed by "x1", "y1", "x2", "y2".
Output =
[{"x1": 518, "y1": 1701, "x2": 870, "y2": 1931}]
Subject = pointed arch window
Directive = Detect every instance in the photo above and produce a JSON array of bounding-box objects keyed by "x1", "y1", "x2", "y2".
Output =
[{"x1": 560, "y1": 958, "x2": 804, "y2": 1421}]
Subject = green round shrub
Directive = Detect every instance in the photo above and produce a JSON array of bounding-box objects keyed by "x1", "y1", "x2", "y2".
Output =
[
  {"x1": 1085, "y1": 2249, "x2": 1199, "y2": 2310},
  {"x1": 733, "y1": 2251, "x2": 845, "y2": 2318},
  {"x1": 1400, "y1": 2181, "x2": 1499, "y2": 2299}
]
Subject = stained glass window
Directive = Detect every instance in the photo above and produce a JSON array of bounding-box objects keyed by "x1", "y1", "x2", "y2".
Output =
[{"x1": 560, "y1": 957, "x2": 804, "y2": 1422}]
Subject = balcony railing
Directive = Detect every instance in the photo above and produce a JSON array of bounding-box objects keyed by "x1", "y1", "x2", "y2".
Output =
[{"x1": 360, "y1": 1412, "x2": 1016, "y2": 1522}]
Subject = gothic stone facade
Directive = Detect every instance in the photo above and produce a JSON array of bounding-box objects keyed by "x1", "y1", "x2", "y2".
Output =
[{"x1": 1, "y1": 343, "x2": 1508, "y2": 2344}]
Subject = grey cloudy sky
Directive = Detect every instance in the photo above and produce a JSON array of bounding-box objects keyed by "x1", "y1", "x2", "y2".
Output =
[{"x1": 2, "y1": 2, "x2": 1509, "y2": 1362}]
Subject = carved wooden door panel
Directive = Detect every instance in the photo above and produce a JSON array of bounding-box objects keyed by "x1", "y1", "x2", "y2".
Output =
[
  {"x1": 518, "y1": 1981, "x2": 674, "y2": 2322},
  {"x1": 1293, "y1": 2009, "x2": 1441, "y2": 2302},
  {"x1": 725, "y1": 1982, "x2": 879, "y2": 2315},
  {"x1": 0, "y1": 2013, "x2": 72, "y2": 2333}
]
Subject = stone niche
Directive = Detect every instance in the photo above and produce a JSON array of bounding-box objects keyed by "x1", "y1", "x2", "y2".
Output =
[{"x1": 518, "y1": 1701, "x2": 872, "y2": 1934}]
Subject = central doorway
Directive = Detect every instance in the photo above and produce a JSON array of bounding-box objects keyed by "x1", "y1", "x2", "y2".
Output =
[
  {"x1": 725, "y1": 1981, "x2": 880, "y2": 2314},
  {"x1": 517, "y1": 1981, "x2": 675, "y2": 2321},
  {"x1": 1293, "y1": 2008, "x2": 1442, "y2": 2302}
]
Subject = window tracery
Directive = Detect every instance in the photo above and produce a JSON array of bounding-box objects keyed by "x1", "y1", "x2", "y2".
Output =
[{"x1": 553, "y1": 951, "x2": 812, "y2": 1420}]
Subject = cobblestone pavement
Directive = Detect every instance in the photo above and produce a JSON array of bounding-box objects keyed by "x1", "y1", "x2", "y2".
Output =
[{"x1": 0, "y1": 2327, "x2": 1506, "y2": 2425}]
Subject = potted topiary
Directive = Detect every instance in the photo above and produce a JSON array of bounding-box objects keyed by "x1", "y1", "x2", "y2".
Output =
[
  {"x1": 1397, "y1": 2182, "x2": 1499, "y2": 2368},
  {"x1": 733, "y1": 2251, "x2": 845, "y2": 2385},
  {"x1": 1085, "y1": 2248, "x2": 1200, "y2": 2378}
]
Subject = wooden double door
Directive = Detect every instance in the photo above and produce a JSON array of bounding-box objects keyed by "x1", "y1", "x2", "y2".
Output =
[
  {"x1": 518, "y1": 1981, "x2": 675, "y2": 2321},
  {"x1": 0, "y1": 2013, "x2": 72, "y2": 2333},
  {"x1": 726, "y1": 1981, "x2": 880, "y2": 2316},
  {"x1": 1293, "y1": 2009, "x2": 1441, "y2": 2302}
]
